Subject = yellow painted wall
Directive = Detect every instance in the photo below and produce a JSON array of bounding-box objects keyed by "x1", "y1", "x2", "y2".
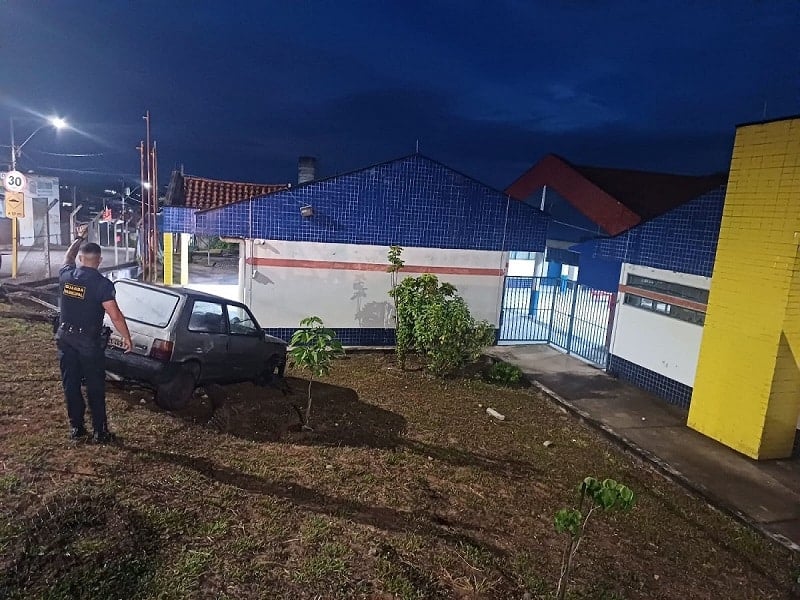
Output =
[
  {"x1": 163, "y1": 233, "x2": 174, "y2": 286},
  {"x1": 688, "y1": 117, "x2": 800, "y2": 459}
]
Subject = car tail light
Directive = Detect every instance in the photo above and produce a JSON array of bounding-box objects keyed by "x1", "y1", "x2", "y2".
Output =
[{"x1": 150, "y1": 339, "x2": 174, "y2": 361}]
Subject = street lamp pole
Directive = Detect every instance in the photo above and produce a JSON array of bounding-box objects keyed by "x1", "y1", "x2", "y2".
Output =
[
  {"x1": 8, "y1": 117, "x2": 17, "y2": 278},
  {"x1": 5, "y1": 115, "x2": 68, "y2": 279},
  {"x1": 9, "y1": 117, "x2": 16, "y2": 170}
]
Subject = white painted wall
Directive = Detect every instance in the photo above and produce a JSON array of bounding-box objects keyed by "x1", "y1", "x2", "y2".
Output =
[
  {"x1": 508, "y1": 259, "x2": 535, "y2": 276},
  {"x1": 610, "y1": 263, "x2": 711, "y2": 387},
  {"x1": 507, "y1": 252, "x2": 547, "y2": 277},
  {"x1": 241, "y1": 239, "x2": 507, "y2": 330}
]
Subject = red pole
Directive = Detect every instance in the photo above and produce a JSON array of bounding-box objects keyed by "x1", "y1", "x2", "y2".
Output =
[
  {"x1": 138, "y1": 141, "x2": 146, "y2": 272},
  {"x1": 151, "y1": 141, "x2": 159, "y2": 282},
  {"x1": 143, "y1": 111, "x2": 152, "y2": 279}
]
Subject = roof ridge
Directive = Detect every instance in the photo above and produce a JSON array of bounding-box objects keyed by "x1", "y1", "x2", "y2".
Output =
[
  {"x1": 182, "y1": 173, "x2": 290, "y2": 187},
  {"x1": 570, "y1": 161, "x2": 725, "y2": 180}
]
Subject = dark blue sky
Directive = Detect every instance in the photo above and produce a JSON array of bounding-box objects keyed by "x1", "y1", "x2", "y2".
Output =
[{"x1": 1, "y1": 1, "x2": 798, "y2": 189}]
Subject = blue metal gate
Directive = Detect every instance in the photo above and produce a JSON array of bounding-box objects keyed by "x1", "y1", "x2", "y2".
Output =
[{"x1": 498, "y1": 276, "x2": 615, "y2": 368}]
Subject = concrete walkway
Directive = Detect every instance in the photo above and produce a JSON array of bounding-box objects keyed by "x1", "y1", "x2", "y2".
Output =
[{"x1": 487, "y1": 344, "x2": 800, "y2": 551}]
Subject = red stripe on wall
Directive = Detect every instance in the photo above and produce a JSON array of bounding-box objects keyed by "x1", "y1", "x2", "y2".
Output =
[
  {"x1": 245, "y1": 256, "x2": 504, "y2": 276},
  {"x1": 619, "y1": 284, "x2": 707, "y2": 313}
]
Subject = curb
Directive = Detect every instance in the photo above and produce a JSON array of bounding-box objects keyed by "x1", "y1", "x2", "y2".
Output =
[{"x1": 528, "y1": 377, "x2": 800, "y2": 554}]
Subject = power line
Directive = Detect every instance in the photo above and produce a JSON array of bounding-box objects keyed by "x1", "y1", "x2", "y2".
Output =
[
  {"x1": 12, "y1": 152, "x2": 139, "y2": 179},
  {"x1": 27, "y1": 149, "x2": 109, "y2": 158}
]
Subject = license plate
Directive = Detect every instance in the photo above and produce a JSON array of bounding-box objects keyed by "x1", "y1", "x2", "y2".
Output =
[{"x1": 108, "y1": 335, "x2": 126, "y2": 350}]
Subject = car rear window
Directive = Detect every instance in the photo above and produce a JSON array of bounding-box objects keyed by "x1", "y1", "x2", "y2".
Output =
[{"x1": 114, "y1": 281, "x2": 180, "y2": 328}]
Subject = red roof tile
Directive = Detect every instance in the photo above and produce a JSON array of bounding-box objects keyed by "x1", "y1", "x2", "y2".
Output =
[
  {"x1": 505, "y1": 154, "x2": 726, "y2": 236},
  {"x1": 166, "y1": 172, "x2": 289, "y2": 209}
]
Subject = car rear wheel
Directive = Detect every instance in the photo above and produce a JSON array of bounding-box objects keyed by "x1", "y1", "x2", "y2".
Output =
[{"x1": 155, "y1": 362, "x2": 199, "y2": 411}]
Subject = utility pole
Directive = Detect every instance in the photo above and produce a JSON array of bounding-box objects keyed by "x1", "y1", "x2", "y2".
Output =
[
  {"x1": 122, "y1": 184, "x2": 130, "y2": 262},
  {"x1": 138, "y1": 140, "x2": 147, "y2": 278},
  {"x1": 150, "y1": 140, "x2": 159, "y2": 282},
  {"x1": 8, "y1": 118, "x2": 17, "y2": 278},
  {"x1": 9, "y1": 117, "x2": 16, "y2": 170}
]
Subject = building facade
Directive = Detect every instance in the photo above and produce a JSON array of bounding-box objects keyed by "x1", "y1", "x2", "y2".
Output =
[{"x1": 168, "y1": 154, "x2": 549, "y2": 344}]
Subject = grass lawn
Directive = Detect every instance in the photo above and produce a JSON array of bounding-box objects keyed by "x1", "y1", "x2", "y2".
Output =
[{"x1": 0, "y1": 313, "x2": 797, "y2": 599}]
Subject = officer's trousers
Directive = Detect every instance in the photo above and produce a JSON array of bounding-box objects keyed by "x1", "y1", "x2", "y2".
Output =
[{"x1": 57, "y1": 337, "x2": 107, "y2": 433}]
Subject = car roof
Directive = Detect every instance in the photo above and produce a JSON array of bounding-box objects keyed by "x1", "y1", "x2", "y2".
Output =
[{"x1": 114, "y1": 279, "x2": 244, "y2": 306}]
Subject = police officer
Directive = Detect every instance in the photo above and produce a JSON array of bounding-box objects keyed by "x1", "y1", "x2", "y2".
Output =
[{"x1": 56, "y1": 225, "x2": 132, "y2": 443}]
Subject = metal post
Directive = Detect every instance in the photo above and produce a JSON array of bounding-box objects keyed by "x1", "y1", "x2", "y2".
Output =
[
  {"x1": 69, "y1": 205, "x2": 82, "y2": 242},
  {"x1": 565, "y1": 282, "x2": 580, "y2": 355},
  {"x1": 546, "y1": 277, "x2": 557, "y2": 344},
  {"x1": 9, "y1": 118, "x2": 17, "y2": 278},
  {"x1": 113, "y1": 219, "x2": 119, "y2": 265},
  {"x1": 138, "y1": 141, "x2": 146, "y2": 277},
  {"x1": 43, "y1": 198, "x2": 59, "y2": 278},
  {"x1": 11, "y1": 217, "x2": 17, "y2": 279},
  {"x1": 9, "y1": 117, "x2": 16, "y2": 170},
  {"x1": 143, "y1": 112, "x2": 153, "y2": 281},
  {"x1": 122, "y1": 190, "x2": 130, "y2": 262},
  {"x1": 151, "y1": 140, "x2": 159, "y2": 282}
]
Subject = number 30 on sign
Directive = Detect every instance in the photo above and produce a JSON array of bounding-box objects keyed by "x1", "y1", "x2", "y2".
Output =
[{"x1": 3, "y1": 170, "x2": 27, "y2": 193}]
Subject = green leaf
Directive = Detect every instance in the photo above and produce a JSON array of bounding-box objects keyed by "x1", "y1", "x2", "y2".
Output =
[{"x1": 554, "y1": 508, "x2": 582, "y2": 535}]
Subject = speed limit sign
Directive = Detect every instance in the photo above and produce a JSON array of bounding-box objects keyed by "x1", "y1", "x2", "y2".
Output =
[{"x1": 3, "y1": 170, "x2": 27, "y2": 193}]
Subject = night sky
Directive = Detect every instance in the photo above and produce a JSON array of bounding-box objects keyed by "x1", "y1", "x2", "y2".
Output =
[{"x1": 1, "y1": 1, "x2": 798, "y2": 190}]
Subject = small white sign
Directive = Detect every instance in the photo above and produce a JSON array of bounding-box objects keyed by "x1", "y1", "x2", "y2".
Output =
[{"x1": 3, "y1": 170, "x2": 27, "y2": 193}]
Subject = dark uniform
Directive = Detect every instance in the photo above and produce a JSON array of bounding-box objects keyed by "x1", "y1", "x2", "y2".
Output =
[{"x1": 56, "y1": 262, "x2": 115, "y2": 436}]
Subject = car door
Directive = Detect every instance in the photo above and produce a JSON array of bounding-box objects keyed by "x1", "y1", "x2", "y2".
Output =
[
  {"x1": 224, "y1": 303, "x2": 267, "y2": 379},
  {"x1": 183, "y1": 299, "x2": 229, "y2": 381}
]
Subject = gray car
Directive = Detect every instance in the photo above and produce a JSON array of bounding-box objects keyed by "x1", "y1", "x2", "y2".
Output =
[{"x1": 104, "y1": 279, "x2": 287, "y2": 410}]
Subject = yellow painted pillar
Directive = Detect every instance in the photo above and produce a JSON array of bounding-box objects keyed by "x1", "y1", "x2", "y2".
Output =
[
  {"x1": 688, "y1": 117, "x2": 800, "y2": 459},
  {"x1": 163, "y1": 233, "x2": 173, "y2": 285},
  {"x1": 180, "y1": 233, "x2": 190, "y2": 286}
]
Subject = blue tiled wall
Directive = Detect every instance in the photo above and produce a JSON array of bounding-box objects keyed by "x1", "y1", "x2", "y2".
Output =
[
  {"x1": 265, "y1": 326, "x2": 501, "y2": 348},
  {"x1": 592, "y1": 186, "x2": 725, "y2": 278},
  {"x1": 608, "y1": 354, "x2": 693, "y2": 409},
  {"x1": 265, "y1": 327, "x2": 396, "y2": 347},
  {"x1": 163, "y1": 207, "x2": 198, "y2": 234},
  {"x1": 576, "y1": 254, "x2": 622, "y2": 292},
  {"x1": 180, "y1": 155, "x2": 548, "y2": 252}
]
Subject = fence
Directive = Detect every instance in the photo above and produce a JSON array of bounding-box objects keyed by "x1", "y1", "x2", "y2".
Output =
[
  {"x1": 0, "y1": 217, "x2": 137, "y2": 283},
  {"x1": 499, "y1": 276, "x2": 616, "y2": 368}
]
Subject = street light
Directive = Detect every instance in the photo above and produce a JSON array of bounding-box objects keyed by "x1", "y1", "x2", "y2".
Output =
[
  {"x1": 9, "y1": 115, "x2": 68, "y2": 170},
  {"x1": 5, "y1": 115, "x2": 68, "y2": 279}
]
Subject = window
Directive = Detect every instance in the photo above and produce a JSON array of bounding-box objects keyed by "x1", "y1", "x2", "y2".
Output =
[
  {"x1": 623, "y1": 293, "x2": 705, "y2": 326},
  {"x1": 626, "y1": 274, "x2": 709, "y2": 304},
  {"x1": 188, "y1": 301, "x2": 226, "y2": 333},
  {"x1": 227, "y1": 304, "x2": 259, "y2": 336},
  {"x1": 114, "y1": 281, "x2": 179, "y2": 328},
  {"x1": 510, "y1": 251, "x2": 535, "y2": 260}
]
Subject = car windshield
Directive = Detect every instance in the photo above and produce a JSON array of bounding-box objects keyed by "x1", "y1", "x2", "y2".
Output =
[{"x1": 114, "y1": 281, "x2": 180, "y2": 328}]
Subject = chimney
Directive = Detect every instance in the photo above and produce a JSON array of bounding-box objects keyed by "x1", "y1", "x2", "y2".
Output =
[{"x1": 298, "y1": 156, "x2": 317, "y2": 184}]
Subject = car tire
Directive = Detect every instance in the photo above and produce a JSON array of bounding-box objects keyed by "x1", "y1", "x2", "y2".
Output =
[
  {"x1": 256, "y1": 355, "x2": 284, "y2": 386},
  {"x1": 155, "y1": 363, "x2": 199, "y2": 411}
]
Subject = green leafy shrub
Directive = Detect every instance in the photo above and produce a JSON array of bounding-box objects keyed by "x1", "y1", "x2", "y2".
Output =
[
  {"x1": 485, "y1": 361, "x2": 523, "y2": 385},
  {"x1": 554, "y1": 477, "x2": 635, "y2": 600},
  {"x1": 388, "y1": 261, "x2": 494, "y2": 376},
  {"x1": 289, "y1": 317, "x2": 344, "y2": 428}
]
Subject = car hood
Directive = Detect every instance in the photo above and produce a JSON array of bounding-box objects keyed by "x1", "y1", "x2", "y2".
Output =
[{"x1": 263, "y1": 332, "x2": 288, "y2": 346}]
